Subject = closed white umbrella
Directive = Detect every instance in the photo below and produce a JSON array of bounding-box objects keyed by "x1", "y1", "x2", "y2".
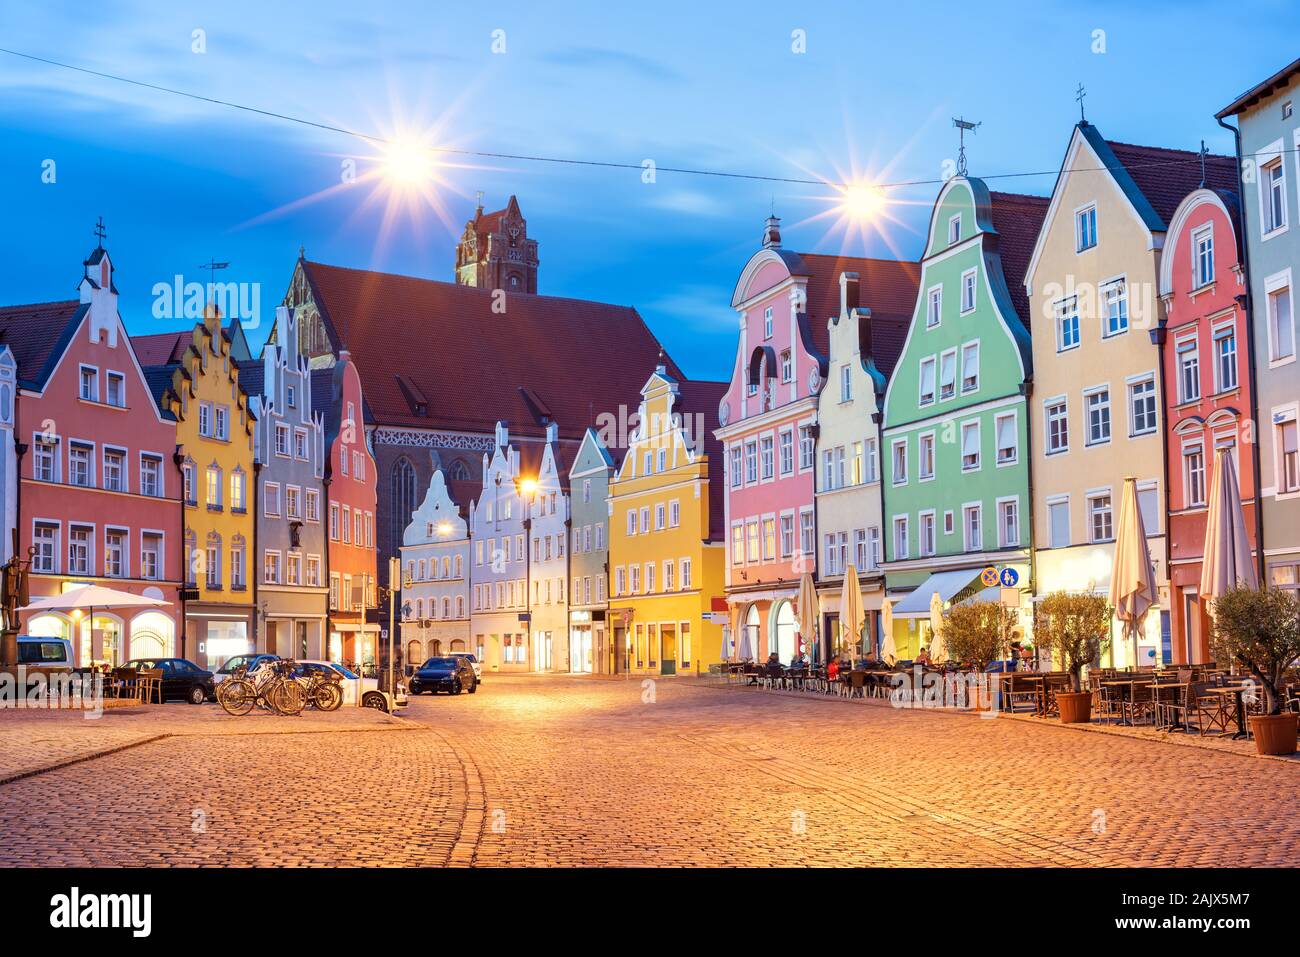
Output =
[
  {"x1": 736, "y1": 606, "x2": 753, "y2": 662},
  {"x1": 879, "y1": 597, "x2": 896, "y2": 664},
  {"x1": 928, "y1": 591, "x2": 948, "y2": 663},
  {"x1": 796, "y1": 572, "x2": 820, "y2": 661},
  {"x1": 1107, "y1": 477, "x2": 1158, "y2": 668},
  {"x1": 1200, "y1": 447, "x2": 1258, "y2": 600},
  {"x1": 838, "y1": 565, "x2": 864, "y2": 667}
]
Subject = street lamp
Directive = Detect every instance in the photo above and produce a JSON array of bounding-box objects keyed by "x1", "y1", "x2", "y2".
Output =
[{"x1": 513, "y1": 475, "x2": 537, "y2": 670}]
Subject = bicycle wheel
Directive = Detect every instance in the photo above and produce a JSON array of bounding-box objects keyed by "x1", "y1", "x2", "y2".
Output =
[
  {"x1": 313, "y1": 683, "x2": 343, "y2": 712},
  {"x1": 218, "y1": 679, "x2": 256, "y2": 716},
  {"x1": 270, "y1": 680, "x2": 306, "y2": 716}
]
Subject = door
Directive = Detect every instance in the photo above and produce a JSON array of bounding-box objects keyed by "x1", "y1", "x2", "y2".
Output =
[{"x1": 660, "y1": 625, "x2": 676, "y2": 675}]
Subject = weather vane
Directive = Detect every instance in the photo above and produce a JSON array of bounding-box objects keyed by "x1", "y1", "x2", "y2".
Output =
[
  {"x1": 93, "y1": 216, "x2": 106, "y2": 248},
  {"x1": 199, "y1": 258, "x2": 230, "y2": 305},
  {"x1": 953, "y1": 117, "x2": 981, "y2": 177},
  {"x1": 1076, "y1": 83, "x2": 1087, "y2": 122}
]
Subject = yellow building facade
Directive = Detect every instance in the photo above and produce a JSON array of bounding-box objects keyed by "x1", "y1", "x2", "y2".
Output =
[
  {"x1": 607, "y1": 368, "x2": 727, "y2": 675},
  {"x1": 158, "y1": 309, "x2": 258, "y2": 669}
]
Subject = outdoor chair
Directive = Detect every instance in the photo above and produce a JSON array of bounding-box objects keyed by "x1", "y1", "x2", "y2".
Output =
[
  {"x1": 1001, "y1": 673, "x2": 1039, "y2": 714},
  {"x1": 847, "y1": 670, "x2": 867, "y2": 699},
  {"x1": 1188, "y1": 682, "x2": 1232, "y2": 736},
  {"x1": 136, "y1": 668, "x2": 164, "y2": 704}
]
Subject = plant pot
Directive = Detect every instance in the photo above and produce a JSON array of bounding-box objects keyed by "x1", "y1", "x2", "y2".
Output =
[
  {"x1": 1248, "y1": 712, "x2": 1298, "y2": 757},
  {"x1": 1057, "y1": 691, "x2": 1092, "y2": 724}
]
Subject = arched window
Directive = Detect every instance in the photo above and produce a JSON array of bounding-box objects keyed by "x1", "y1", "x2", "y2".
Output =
[
  {"x1": 441, "y1": 597, "x2": 450, "y2": 618},
  {"x1": 448, "y1": 459, "x2": 471, "y2": 482},
  {"x1": 390, "y1": 456, "x2": 418, "y2": 563},
  {"x1": 441, "y1": 557, "x2": 451, "y2": 578},
  {"x1": 416, "y1": 599, "x2": 424, "y2": 619}
]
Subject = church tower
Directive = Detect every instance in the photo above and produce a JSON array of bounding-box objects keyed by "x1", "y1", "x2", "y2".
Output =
[{"x1": 454, "y1": 194, "x2": 539, "y2": 294}]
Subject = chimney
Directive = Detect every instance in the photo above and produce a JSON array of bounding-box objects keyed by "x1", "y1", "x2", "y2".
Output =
[
  {"x1": 495, "y1": 420, "x2": 509, "y2": 449},
  {"x1": 840, "y1": 271, "x2": 860, "y2": 316},
  {"x1": 545, "y1": 421, "x2": 558, "y2": 444}
]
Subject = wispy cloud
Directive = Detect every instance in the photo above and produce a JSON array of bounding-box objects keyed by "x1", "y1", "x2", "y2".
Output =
[{"x1": 538, "y1": 46, "x2": 682, "y2": 83}]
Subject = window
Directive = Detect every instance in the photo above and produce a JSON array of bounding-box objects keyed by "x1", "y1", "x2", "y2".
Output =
[
  {"x1": 106, "y1": 372, "x2": 125, "y2": 407},
  {"x1": 615, "y1": 566, "x2": 628, "y2": 595},
  {"x1": 669, "y1": 500, "x2": 680, "y2": 528},
  {"x1": 1045, "y1": 400, "x2": 1068, "y2": 454},
  {"x1": 264, "y1": 482, "x2": 281, "y2": 517},
  {"x1": 1056, "y1": 297, "x2": 1080, "y2": 352},
  {"x1": 746, "y1": 521, "x2": 760, "y2": 563},
  {"x1": 275, "y1": 425, "x2": 290, "y2": 456},
  {"x1": 1102, "y1": 279, "x2": 1129, "y2": 337},
  {"x1": 840, "y1": 364, "x2": 852, "y2": 402},
  {"x1": 778, "y1": 429, "x2": 794, "y2": 476},
  {"x1": 995, "y1": 413, "x2": 1017, "y2": 465},
  {"x1": 354, "y1": 451, "x2": 366, "y2": 480},
  {"x1": 33, "y1": 523, "x2": 58, "y2": 573},
  {"x1": 938, "y1": 349, "x2": 956, "y2": 400},
  {"x1": 1193, "y1": 224, "x2": 1214, "y2": 287},
  {"x1": 198, "y1": 401, "x2": 212, "y2": 437},
  {"x1": 762, "y1": 517, "x2": 777, "y2": 561},
  {"x1": 731, "y1": 525, "x2": 744, "y2": 566},
  {"x1": 893, "y1": 516, "x2": 909, "y2": 560},
  {"x1": 849, "y1": 441, "x2": 864, "y2": 485},
  {"x1": 663, "y1": 560, "x2": 675, "y2": 592},
  {"x1": 780, "y1": 350, "x2": 792, "y2": 382},
  {"x1": 69, "y1": 442, "x2": 92, "y2": 487},
  {"x1": 1214, "y1": 327, "x2": 1238, "y2": 392},
  {"x1": 799, "y1": 510, "x2": 815, "y2": 559},
  {"x1": 760, "y1": 435, "x2": 774, "y2": 480},
  {"x1": 1279, "y1": 419, "x2": 1299, "y2": 493},
  {"x1": 1138, "y1": 481, "x2": 1161, "y2": 533},
  {"x1": 1177, "y1": 338, "x2": 1200, "y2": 404},
  {"x1": 763, "y1": 306, "x2": 773, "y2": 339},
  {"x1": 183, "y1": 461, "x2": 196, "y2": 505},
  {"x1": 730, "y1": 446, "x2": 742, "y2": 488},
  {"x1": 264, "y1": 550, "x2": 282, "y2": 585},
  {"x1": 891, "y1": 439, "x2": 907, "y2": 485},
  {"x1": 963, "y1": 504, "x2": 982, "y2": 552},
  {"x1": 34, "y1": 437, "x2": 57, "y2": 482},
  {"x1": 822, "y1": 449, "x2": 836, "y2": 491},
  {"x1": 305, "y1": 489, "x2": 320, "y2": 523},
  {"x1": 948, "y1": 214, "x2": 961, "y2": 245},
  {"x1": 286, "y1": 553, "x2": 301, "y2": 586},
  {"x1": 744, "y1": 441, "x2": 758, "y2": 484},
  {"x1": 998, "y1": 499, "x2": 1020, "y2": 547},
  {"x1": 214, "y1": 406, "x2": 228, "y2": 441},
  {"x1": 68, "y1": 525, "x2": 91, "y2": 575},
  {"x1": 206, "y1": 535, "x2": 222, "y2": 588},
  {"x1": 919, "y1": 512, "x2": 936, "y2": 557},
  {"x1": 960, "y1": 342, "x2": 979, "y2": 393},
  {"x1": 1048, "y1": 499, "x2": 1070, "y2": 548},
  {"x1": 1076, "y1": 204, "x2": 1097, "y2": 251},
  {"x1": 1267, "y1": 283, "x2": 1294, "y2": 361},
  {"x1": 103, "y1": 448, "x2": 125, "y2": 492},
  {"x1": 960, "y1": 421, "x2": 980, "y2": 471},
  {"x1": 306, "y1": 555, "x2": 321, "y2": 587},
  {"x1": 1129, "y1": 377, "x2": 1158, "y2": 435},
  {"x1": 342, "y1": 506, "x2": 351, "y2": 544},
  {"x1": 1184, "y1": 444, "x2": 1207, "y2": 508},
  {"x1": 639, "y1": 507, "x2": 650, "y2": 536},
  {"x1": 104, "y1": 529, "x2": 126, "y2": 577},
  {"x1": 654, "y1": 503, "x2": 666, "y2": 531},
  {"x1": 798, "y1": 427, "x2": 815, "y2": 470},
  {"x1": 140, "y1": 455, "x2": 161, "y2": 497},
  {"x1": 230, "y1": 469, "x2": 246, "y2": 512},
  {"x1": 1086, "y1": 389, "x2": 1111, "y2": 445},
  {"x1": 918, "y1": 356, "x2": 936, "y2": 405},
  {"x1": 79, "y1": 366, "x2": 98, "y2": 401},
  {"x1": 285, "y1": 486, "x2": 301, "y2": 520},
  {"x1": 960, "y1": 268, "x2": 976, "y2": 313},
  {"x1": 1088, "y1": 494, "x2": 1113, "y2": 543},
  {"x1": 141, "y1": 532, "x2": 162, "y2": 580},
  {"x1": 926, "y1": 287, "x2": 942, "y2": 328},
  {"x1": 918, "y1": 433, "x2": 935, "y2": 481},
  {"x1": 854, "y1": 528, "x2": 868, "y2": 569},
  {"x1": 780, "y1": 514, "x2": 795, "y2": 557},
  {"x1": 1263, "y1": 158, "x2": 1287, "y2": 234},
  {"x1": 206, "y1": 465, "x2": 222, "y2": 509}
]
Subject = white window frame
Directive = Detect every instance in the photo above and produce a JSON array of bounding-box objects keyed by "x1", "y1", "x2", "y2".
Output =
[{"x1": 959, "y1": 268, "x2": 977, "y2": 314}]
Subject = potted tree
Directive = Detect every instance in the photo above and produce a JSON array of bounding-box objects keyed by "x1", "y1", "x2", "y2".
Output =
[
  {"x1": 1210, "y1": 586, "x2": 1300, "y2": 756},
  {"x1": 942, "y1": 602, "x2": 1016, "y2": 711},
  {"x1": 1032, "y1": 592, "x2": 1113, "y2": 723}
]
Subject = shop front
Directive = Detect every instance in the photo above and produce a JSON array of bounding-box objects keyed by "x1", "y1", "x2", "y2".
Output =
[
  {"x1": 186, "y1": 605, "x2": 256, "y2": 671},
  {"x1": 568, "y1": 609, "x2": 597, "y2": 674}
]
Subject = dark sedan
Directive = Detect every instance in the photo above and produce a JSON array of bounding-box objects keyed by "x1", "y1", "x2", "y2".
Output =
[
  {"x1": 120, "y1": 658, "x2": 215, "y2": 704},
  {"x1": 409, "y1": 656, "x2": 478, "y2": 695}
]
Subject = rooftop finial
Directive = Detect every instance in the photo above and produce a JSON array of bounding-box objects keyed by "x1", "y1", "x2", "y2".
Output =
[
  {"x1": 475, "y1": 190, "x2": 484, "y2": 214},
  {"x1": 1075, "y1": 83, "x2": 1087, "y2": 123},
  {"x1": 93, "y1": 215, "x2": 106, "y2": 249},
  {"x1": 953, "y1": 117, "x2": 981, "y2": 177},
  {"x1": 1198, "y1": 139, "x2": 1208, "y2": 188}
]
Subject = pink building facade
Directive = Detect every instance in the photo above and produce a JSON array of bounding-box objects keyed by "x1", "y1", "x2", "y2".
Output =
[
  {"x1": 4, "y1": 244, "x2": 183, "y2": 665},
  {"x1": 1158, "y1": 187, "x2": 1258, "y2": 664},
  {"x1": 716, "y1": 218, "x2": 829, "y2": 663}
]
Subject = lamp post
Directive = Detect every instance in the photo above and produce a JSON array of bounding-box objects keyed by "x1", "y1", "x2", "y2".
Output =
[{"x1": 387, "y1": 556, "x2": 399, "y2": 698}]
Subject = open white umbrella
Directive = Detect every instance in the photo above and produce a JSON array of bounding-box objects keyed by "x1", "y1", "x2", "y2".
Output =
[
  {"x1": 1107, "y1": 477, "x2": 1158, "y2": 668},
  {"x1": 879, "y1": 597, "x2": 896, "y2": 664},
  {"x1": 1200, "y1": 447, "x2": 1258, "y2": 599},
  {"x1": 22, "y1": 584, "x2": 171, "y2": 664},
  {"x1": 928, "y1": 591, "x2": 948, "y2": 663},
  {"x1": 796, "y1": 571, "x2": 820, "y2": 661},
  {"x1": 838, "y1": 565, "x2": 864, "y2": 666}
]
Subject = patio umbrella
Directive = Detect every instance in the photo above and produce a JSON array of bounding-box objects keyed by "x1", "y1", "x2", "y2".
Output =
[
  {"x1": 736, "y1": 607, "x2": 753, "y2": 662},
  {"x1": 928, "y1": 591, "x2": 948, "y2": 663},
  {"x1": 1200, "y1": 447, "x2": 1258, "y2": 600},
  {"x1": 21, "y1": 584, "x2": 171, "y2": 663},
  {"x1": 1107, "y1": 477, "x2": 1158, "y2": 669},
  {"x1": 838, "y1": 564, "x2": 864, "y2": 667},
  {"x1": 796, "y1": 572, "x2": 819, "y2": 661},
  {"x1": 880, "y1": 598, "x2": 896, "y2": 664}
]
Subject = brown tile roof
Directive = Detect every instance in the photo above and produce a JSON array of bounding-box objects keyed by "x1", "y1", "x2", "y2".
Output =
[
  {"x1": 0, "y1": 299, "x2": 86, "y2": 388},
  {"x1": 793, "y1": 253, "x2": 921, "y2": 371},
  {"x1": 131, "y1": 330, "x2": 194, "y2": 365},
  {"x1": 1105, "y1": 140, "x2": 1237, "y2": 227},
  {"x1": 676, "y1": 378, "x2": 729, "y2": 542},
  {"x1": 1217, "y1": 57, "x2": 1300, "y2": 118},
  {"x1": 988, "y1": 191, "x2": 1050, "y2": 326},
  {"x1": 300, "y1": 260, "x2": 680, "y2": 441}
]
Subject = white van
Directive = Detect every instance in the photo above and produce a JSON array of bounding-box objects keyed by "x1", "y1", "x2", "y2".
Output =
[{"x1": 17, "y1": 636, "x2": 74, "y2": 674}]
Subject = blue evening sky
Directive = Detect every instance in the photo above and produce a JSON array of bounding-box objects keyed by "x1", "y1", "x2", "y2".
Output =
[{"x1": 1, "y1": 1, "x2": 1295, "y2": 379}]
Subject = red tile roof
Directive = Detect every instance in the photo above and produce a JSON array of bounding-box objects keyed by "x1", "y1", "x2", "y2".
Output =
[
  {"x1": 988, "y1": 191, "x2": 1050, "y2": 326},
  {"x1": 1105, "y1": 141, "x2": 1237, "y2": 227},
  {"x1": 0, "y1": 299, "x2": 85, "y2": 387},
  {"x1": 794, "y1": 253, "x2": 922, "y2": 372},
  {"x1": 130, "y1": 330, "x2": 193, "y2": 365},
  {"x1": 300, "y1": 260, "x2": 681, "y2": 441},
  {"x1": 676, "y1": 378, "x2": 729, "y2": 542}
]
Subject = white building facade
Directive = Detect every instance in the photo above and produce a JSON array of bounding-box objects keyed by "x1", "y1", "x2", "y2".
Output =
[{"x1": 400, "y1": 468, "x2": 472, "y2": 666}]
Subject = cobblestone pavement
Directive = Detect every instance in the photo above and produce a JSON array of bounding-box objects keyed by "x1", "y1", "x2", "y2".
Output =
[{"x1": 0, "y1": 676, "x2": 1296, "y2": 866}]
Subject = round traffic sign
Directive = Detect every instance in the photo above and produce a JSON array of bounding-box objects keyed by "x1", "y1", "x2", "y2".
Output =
[
  {"x1": 980, "y1": 566, "x2": 999, "y2": 587},
  {"x1": 999, "y1": 567, "x2": 1020, "y2": 588}
]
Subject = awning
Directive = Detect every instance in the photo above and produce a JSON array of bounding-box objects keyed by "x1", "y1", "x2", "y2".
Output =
[{"x1": 892, "y1": 569, "x2": 984, "y2": 618}]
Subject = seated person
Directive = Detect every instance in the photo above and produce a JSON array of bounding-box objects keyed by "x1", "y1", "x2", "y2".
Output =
[{"x1": 915, "y1": 647, "x2": 932, "y2": 667}]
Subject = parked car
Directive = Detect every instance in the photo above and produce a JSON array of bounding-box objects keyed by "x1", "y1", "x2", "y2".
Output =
[
  {"x1": 212, "y1": 653, "x2": 279, "y2": 685},
  {"x1": 16, "y1": 636, "x2": 74, "y2": 675},
  {"x1": 409, "y1": 656, "x2": 478, "y2": 695},
  {"x1": 119, "y1": 658, "x2": 215, "y2": 704},
  {"x1": 296, "y1": 660, "x2": 407, "y2": 713},
  {"x1": 448, "y1": 652, "x2": 482, "y2": 682}
]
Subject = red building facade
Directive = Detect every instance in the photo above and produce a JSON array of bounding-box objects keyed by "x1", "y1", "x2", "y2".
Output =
[{"x1": 1158, "y1": 187, "x2": 1258, "y2": 664}]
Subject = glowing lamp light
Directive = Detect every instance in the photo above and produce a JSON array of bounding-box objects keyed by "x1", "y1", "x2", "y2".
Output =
[
  {"x1": 435, "y1": 520, "x2": 454, "y2": 537},
  {"x1": 518, "y1": 478, "x2": 538, "y2": 498}
]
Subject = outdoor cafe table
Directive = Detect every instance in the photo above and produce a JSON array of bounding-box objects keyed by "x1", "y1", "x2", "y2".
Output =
[
  {"x1": 1202, "y1": 684, "x2": 1251, "y2": 740},
  {"x1": 1100, "y1": 679, "x2": 1154, "y2": 726},
  {"x1": 1148, "y1": 681, "x2": 1190, "y2": 731}
]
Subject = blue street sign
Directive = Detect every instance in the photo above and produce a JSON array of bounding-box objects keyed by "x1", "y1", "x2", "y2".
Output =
[{"x1": 999, "y1": 567, "x2": 1020, "y2": 588}]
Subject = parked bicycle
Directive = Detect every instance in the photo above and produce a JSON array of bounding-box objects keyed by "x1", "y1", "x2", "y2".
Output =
[{"x1": 217, "y1": 659, "x2": 306, "y2": 716}]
